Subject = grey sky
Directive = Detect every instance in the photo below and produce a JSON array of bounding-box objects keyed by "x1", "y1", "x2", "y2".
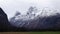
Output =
[{"x1": 0, "y1": 0, "x2": 60, "y2": 19}]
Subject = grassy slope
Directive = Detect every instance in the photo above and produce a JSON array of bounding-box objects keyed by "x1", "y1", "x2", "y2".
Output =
[{"x1": 29, "y1": 32, "x2": 60, "y2": 34}]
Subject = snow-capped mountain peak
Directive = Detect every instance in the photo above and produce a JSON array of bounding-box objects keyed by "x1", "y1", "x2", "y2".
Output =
[{"x1": 10, "y1": 7, "x2": 60, "y2": 28}]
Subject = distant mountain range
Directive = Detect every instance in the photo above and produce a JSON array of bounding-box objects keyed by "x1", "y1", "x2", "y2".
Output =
[
  {"x1": 0, "y1": 6, "x2": 60, "y2": 31},
  {"x1": 9, "y1": 6, "x2": 60, "y2": 30}
]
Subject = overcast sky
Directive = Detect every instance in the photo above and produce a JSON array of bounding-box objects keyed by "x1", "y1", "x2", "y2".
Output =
[{"x1": 0, "y1": 0, "x2": 60, "y2": 19}]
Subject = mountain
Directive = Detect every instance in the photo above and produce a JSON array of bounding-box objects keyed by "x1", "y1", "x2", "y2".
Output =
[
  {"x1": 0, "y1": 7, "x2": 11, "y2": 31},
  {"x1": 10, "y1": 7, "x2": 60, "y2": 31},
  {"x1": 0, "y1": 7, "x2": 23, "y2": 32}
]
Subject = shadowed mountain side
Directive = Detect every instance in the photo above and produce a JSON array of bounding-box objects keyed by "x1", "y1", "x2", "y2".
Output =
[
  {"x1": 0, "y1": 7, "x2": 14, "y2": 31},
  {"x1": 0, "y1": 8, "x2": 24, "y2": 32},
  {"x1": 10, "y1": 13, "x2": 60, "y2": 31},
  {"x1": 25, "y1": 14, "x2": 60, "y2": 31},
  {"x1": 34, "y1": 13, "x2": 60, "y2": 31},
  {"x1": 21, "y1": 14, "x2": 60, "y2": 31}
]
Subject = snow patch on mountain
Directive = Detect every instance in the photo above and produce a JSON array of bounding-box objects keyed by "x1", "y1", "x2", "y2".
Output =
[{"x1": 15, "y1": 7, "x2": 60, "y2": 21}]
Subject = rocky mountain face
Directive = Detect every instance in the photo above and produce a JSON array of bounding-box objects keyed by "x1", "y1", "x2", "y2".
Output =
[
  {"x1": 0, "y1": 8, "x2": 11, "y2": 31},
  {"x1": 10, "y1": 6, "x2": 60, "y2": 31},
  {"x1": 0, "y1": 8, "x2": 24, "y2": 32}
]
